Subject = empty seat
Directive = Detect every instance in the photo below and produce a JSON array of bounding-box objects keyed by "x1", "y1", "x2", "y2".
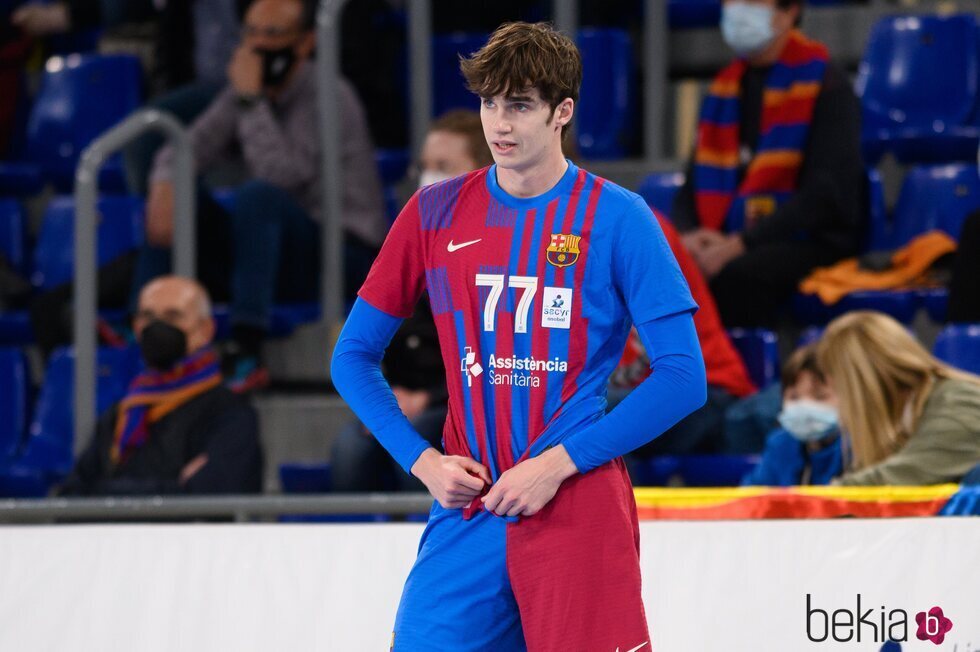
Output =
[
  {"x1": 576, "y1": 28, "x2": 636, "y2": 159},
  {"x1": 857, "y1": 14, "x2": 980, "y2": 164},
  {"x1": 890, "y1": 164, "x2": 980, "y2": 247},
  {"x1": 727, "y1": 328, "x2": 779, "y2": 388},
  {"x1": 279, "y1": 462, "x2": 332, "y2": 493},
  {"x1": 17, "y1": 345, "x2": 142, "y2": 476},
  {"x1": 31, "y1": 195, "x2": 144, "y2": 290},
  {"x1": 668, "y1": 0, "x2": 721, "y2": 29},
  {"x1": 793, "y1": 290, "x2": 919, "y2": 326},
  {"x1": 933, "y1": 324, "x2": 980, "y2": 376},
  {"x1": 25, "y1": 54, "x2": 142, "y2": 190},
  {"x1": 678, "y1": 454, "x2": 760, "y2": 487},
  {"x1": 637, "y1": 171, "x2": 685, "y2": 217},
  {"x1": 0, "y1": 347, "x2": 28, "y2": 461},
  {"x1": 0, "y1": 198, "x2": 27, "y2": 274}
]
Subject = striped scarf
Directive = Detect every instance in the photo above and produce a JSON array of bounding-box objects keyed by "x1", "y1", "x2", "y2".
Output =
[
  {"x1": 111, "y1": 347, "x2": 223, "y2": 466},
  {"x1": 693, "y1": 30, "x2": 828, "y2": 232}
]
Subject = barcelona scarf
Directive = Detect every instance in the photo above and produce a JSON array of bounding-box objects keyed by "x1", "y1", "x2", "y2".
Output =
[
  {"x1": 693, "y1": 30, "x2": 828, "y2": 232},
  {"x1": 111, "y1": 347, "x2": 222, "y2": 466}
]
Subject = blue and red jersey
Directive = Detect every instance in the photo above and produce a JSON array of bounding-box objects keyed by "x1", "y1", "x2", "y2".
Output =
[{"x1": 358, "y1": 161, "x2": 696, "y2": 480}]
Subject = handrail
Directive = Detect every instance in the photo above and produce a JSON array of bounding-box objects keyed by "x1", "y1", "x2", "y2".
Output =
[
  {"x1": 0, "y1": 493, "x2": 433, "y2": 523},
  {"x1": 73, "y1": 108, "x2": 195, "y2": 457}
]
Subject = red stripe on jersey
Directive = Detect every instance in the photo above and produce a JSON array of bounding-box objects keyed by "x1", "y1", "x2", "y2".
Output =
[
  {"x1": 559, "y1": 177, "x2": 604, "y2": 405},
  {"x1": 460, "y1": 297, "x2": 491, "y2": 473},
  {"x1": 527, "y1": 198, "x2": 561, "y2": 444}
]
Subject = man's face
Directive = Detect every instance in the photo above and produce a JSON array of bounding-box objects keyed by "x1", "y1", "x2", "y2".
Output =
[
  {"x1": 241, "y1": 0, "x2": 312, "y2": 57},
  {"x1": 420, "y1": 130, "x2": 478, "y2": 179},
  {"x1": 133, "y1": 280, "x2": 213, "y2": 357},
  {"x1": 480, "y1": 88, "x2": 569, "y2": 173}
]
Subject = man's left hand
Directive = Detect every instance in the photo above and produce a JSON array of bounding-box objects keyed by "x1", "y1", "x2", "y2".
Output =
[
  {"x1": 482, "y1": 445, "x2": 578, "y2": 517},
  {"x1": 697, "y1": 233, "x2": 745, "y2": 279},
  {"x1": 228, "y1": 46, "x2": 263, "y2": 97}
]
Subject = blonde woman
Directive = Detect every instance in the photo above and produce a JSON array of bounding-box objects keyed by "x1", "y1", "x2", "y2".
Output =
[{"x1": 816, "y1": 311, "x2": 980, "y2": 485}]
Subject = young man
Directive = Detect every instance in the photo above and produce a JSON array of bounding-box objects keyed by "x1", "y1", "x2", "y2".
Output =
[{"x1": 332, "y1": 22, "x2": 706, "y2": 651}]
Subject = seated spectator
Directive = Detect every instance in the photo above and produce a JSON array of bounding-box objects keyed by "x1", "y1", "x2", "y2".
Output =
[
  {"x1": 742, "y1": 343, "x2": 842, "y2": 486},
  {"x1": 818, "y1": 311, "x2": 980, "y2": 486},
  {"x1": 59, "y1": 276, "x2": 262, "y2": 496},
  {"x1": 612, "y1": 213, "x2": 756, "y2": 461},
  {"x1": 330, "y1": 111, "x2": 490, "y2": 492},
  {"x1": 131, "y1": 0, "x2": 386, "y2": 391},
  {"x1": 671, "y1": 0, "x2": 864, "y2": 327}
]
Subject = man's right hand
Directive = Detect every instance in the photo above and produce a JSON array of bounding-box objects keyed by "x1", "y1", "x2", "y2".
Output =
[
  {"x1": 410, "y1": 448, "x2": 491, "y2": 509},
  {"x1": 146, "y1": 180, "x2": 176, "y2": 247}
]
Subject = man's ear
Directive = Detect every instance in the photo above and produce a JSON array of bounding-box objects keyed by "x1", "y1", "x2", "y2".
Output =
[{"x1": 555, "y1": 98, "x2": 574, "y2": 128}]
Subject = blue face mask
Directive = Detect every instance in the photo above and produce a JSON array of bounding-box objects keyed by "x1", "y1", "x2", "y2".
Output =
[
  {"x1": 778, "y1": 400, "x2": 839, "y2": 443},
  {"x1": 721, "y1": 2, "x2": 776, "y2": 57}
]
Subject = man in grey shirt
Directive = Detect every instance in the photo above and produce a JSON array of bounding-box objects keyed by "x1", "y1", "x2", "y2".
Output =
[{"x1": 133, "y1": 0, "x2": 386, "y2": 391}]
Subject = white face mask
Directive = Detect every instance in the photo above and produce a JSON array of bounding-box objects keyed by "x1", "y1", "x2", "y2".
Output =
[
  {"x1": 721, "y1": 1, "x2": 776, "y2": 57},
  {"x1": 419, "y1": 170, "x2": 452, "y2": 188},
  {"x1": 778, "y1": 399, "x2": 840, "y2": 443}
]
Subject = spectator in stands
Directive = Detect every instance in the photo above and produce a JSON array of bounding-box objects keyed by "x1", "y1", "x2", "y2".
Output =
[
  {"x1": 59, "y1": 276, "x2": 262, "y2": 496},
  {"x1": 818, "y1": 311, "x2": 980, "y2": 485},
  {"x1": 132, "y1": 0, "x2": 386, "y2": 391},
  {"x1": 612, "y1": 213, "x2": 756, "y2": 462},
  {"x1": 330, "y1": 111, "x2": 490, "y2": 492},
  {"x1": 946, "y1": 209, "x2": 980, "y2": 323},
  {"x1": 742, "y1": 343, "x2": 841, "y2": 486},
  {"x1": 671, "y1": 0, "x2": 864, "y2": 328}
]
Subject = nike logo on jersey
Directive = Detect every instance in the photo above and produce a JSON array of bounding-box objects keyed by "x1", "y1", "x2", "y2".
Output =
[
  {"x1": 447, "y1": 238, "x2": 481, "y2": 252},
  {"x1": 615, "y1": 643, "x2": 649, "y2": 652}
]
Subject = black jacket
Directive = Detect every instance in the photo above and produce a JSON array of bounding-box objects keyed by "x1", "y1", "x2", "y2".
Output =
[{"x1": 59, "y1": 385, "x2": 262, "y2": 496}]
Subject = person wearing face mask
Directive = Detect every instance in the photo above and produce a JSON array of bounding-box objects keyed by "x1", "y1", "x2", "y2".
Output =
[
  {"x1": 818, "y1": 311, "x2": 980, "y2": 486},
  {"x1": 58, "y1": 276, "x2": 262, "y2": 496},
  {"x1": 330, "y1": 111, "x2": 491, "y2": 492},
  {"x1": 133, "y1": 0, "x2": 386, "y2": 392},
  {"x1": 671, "y1": 0, "x2": 864, "y2": 329},
  {"x1": 742, "y1": 343, "x2": 842, "y2": 486}
]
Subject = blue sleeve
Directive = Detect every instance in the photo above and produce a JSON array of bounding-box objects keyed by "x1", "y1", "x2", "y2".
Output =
[
  {"x1": 330, "y1": 298, "x2": 434, "y2": 474},
  {"x1": 741, "y1": 430, "x2": 806, "y2": 487},
  {"x1": 561, "y1": 311, "x2": 707, "y2": 473},
  {"x1": 614, "y1": 197, "x2": 698, "y2": 324}
]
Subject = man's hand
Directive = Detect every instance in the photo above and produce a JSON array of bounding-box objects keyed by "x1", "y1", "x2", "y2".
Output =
[
  {"x1": 228, "y1": 46, "x2": 263, "y2": 98},
  {"x1": 411, "y1": 448, "x2": 491, "y2": 509},
  {"x1": 696, "y1": 233, "x2": 745, "y2": 279},
  {"x1": 482, "y1": 445, "x2": 578, "y2": 518},
  {"x1": 179, "y1": 453, "x2": 209, "y2": 485},
  {"x1": 11, "y1": 2, "x2": 70, "y2": 36},
  {"x1": 681, "y1": 228, "x2": 726, "y2": 257},
  {"x1": 393, "y1": 387, "x2": 431, "y2": 422},
  {"x1": 146, "y1": 180, "x2": 175, "y2": 247}
]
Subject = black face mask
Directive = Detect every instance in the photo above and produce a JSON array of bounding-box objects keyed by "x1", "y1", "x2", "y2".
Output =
[
  {"x1": 139, "y1": 320, "x2": 188, "y2": 371},
  {"x1": 257, "y1": 45, "x2": 297, "y2": 88}
]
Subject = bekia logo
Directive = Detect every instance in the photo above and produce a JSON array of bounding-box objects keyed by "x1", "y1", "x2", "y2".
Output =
[{"x1": 807, "y1": 595, "x2": 955, "y2": 647}]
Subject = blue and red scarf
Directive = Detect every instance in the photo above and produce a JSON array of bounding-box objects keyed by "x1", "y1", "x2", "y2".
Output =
[
  {"x1": 693, "y1": 30, "x2": 828, "y2": 232},
  {"x1": 111, "y1": 347, "x2": 222, "y2": 466}
]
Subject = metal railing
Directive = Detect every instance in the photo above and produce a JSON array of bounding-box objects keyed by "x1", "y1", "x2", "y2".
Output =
[
  {"x1": 0, "y1": 493, "x2": 433, "y2": 523},
  {"x1": 73, "y1": 109, "x2": 195, "y2": 456}
]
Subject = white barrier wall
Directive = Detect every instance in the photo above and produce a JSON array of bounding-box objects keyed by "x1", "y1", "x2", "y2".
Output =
[{"x1": 0, "y1": 519, "x2": 977, "y2": 651}]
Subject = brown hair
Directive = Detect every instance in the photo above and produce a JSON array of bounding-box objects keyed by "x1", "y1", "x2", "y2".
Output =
[
  {"x1": 459, "y1": 22, "x2": 582, "y2": 140},
  {"x1": 428, "y1": 110, "x2": 493, "y2": 168},
  {"x1": 781, "y1": 343, "x2": 825, "y2": 389},
  {"x1": 817, "y1": 311, "x2": 980, "y2": 471}
]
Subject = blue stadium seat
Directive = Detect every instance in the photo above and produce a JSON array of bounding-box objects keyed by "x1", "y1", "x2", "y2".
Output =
[
  {"x1": 279, "y1": 462, "x2": 332, "y2": 493},
  {"x1": 432, "y1": 33, "x2": 487, "y2": 117},
  {"x1": 933, "y1": 324, "x2": 980, "y2": 375},
  {"x1": 0, "y1": 347, "x2": 28, "y2": 462},
  {"x1": 668, "y1": 0, "x2": 721, "y2": 29},
  {"x1": 0, "y1": 198, "x2": 27, "y2": 275},
  {"x1": 857, "y1": 14, "x2": 980, "y2": 164},
  {"x1": 637, "y1": 171, "x2": 685, "y2": 218},
  {"x1": 919, "y1": 287, "x2": 948, "y2": 323},
  {"x1": 17, "y1": 345, "x2": 142, "y2": 477},
  {"x1": 727, "y1": 328, "x2": 779, "y2": 388},
  {"x1": 31, "y1": 195, "x2": 144, "y2": 290},
  {"x1": 793, "y1": 290, "x2": 919, "y2": 326},
  {"x1": 25, "y1": 54, "x2": 142, "y2": 191},
  {"x1": 890, "y1": 164, "x2": 980, "y2": 247},
  {"x1": 678, "y1": 454, "x2": 760, "y2": 487},
  {"x1": 576, "y1": 29, "x2": 636, "y2": 159},
  {"x1": 866, "y1": 168, "x2": 888, "y2": 251},
  {"x1": 628, "y1": 455, "x2": 681, "y2": 487}
]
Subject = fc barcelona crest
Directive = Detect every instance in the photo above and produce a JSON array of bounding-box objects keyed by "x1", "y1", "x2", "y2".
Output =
[{"x1": 546, "y1": 233, "x2": 581, "y2": 268}]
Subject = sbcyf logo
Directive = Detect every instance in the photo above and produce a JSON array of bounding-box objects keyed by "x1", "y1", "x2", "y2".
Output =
[
  {"x1": 460, "y1": 347, "x2": 482, "y2": 387},
  {"x1": 806, "y1": 595, "x2": 953, "y2": 646}
]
